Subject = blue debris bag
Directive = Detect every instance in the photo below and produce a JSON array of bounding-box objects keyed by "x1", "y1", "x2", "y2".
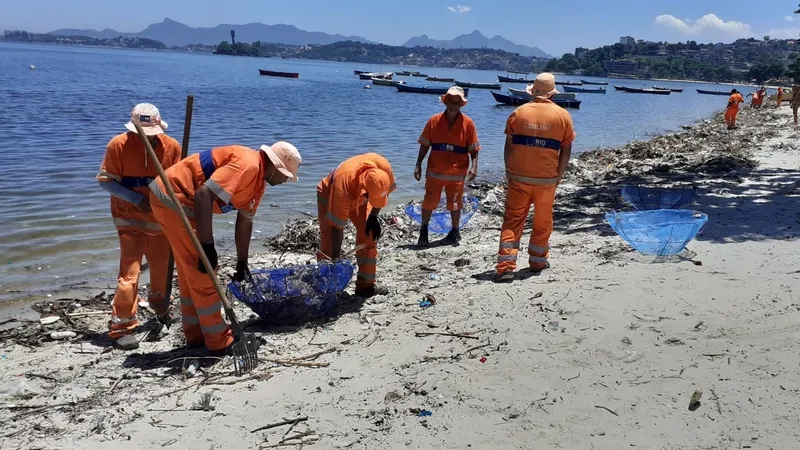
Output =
[
  {"x1": 620, "y1": 185, "x2": 696, "y2": 211},
  {"x1": 404, "y1": 195, "x2": 480, "y2": 234},
  {"x1": 605, "y1": 209, "x2": 708, "y2": 256},
  {"x1": 227, "y1": 260, "x2": 355, "y2": 325}
]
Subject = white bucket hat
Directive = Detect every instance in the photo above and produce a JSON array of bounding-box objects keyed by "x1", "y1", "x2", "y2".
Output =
[
  {"x1": 525, "y1": 73, "x2": 560, "y2": 98},
  {"x1": 260, "y1": 141, "x2": 302, "y2": 182},
  {"x1": 440, "y1": 86, "x2": 468, "y2": 106},
  {"x1": 125, "y1": 103, "x2": 168, "y2": 136}
]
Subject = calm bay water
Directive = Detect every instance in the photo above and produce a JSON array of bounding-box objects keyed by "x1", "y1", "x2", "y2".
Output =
[{"x1": 0, "y1": 42, "x2": 744, "y2": 302}]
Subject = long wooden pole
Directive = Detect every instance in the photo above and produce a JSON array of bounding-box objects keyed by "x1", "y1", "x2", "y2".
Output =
[
  {"x1": 162, "y1": 95, "x2": 194, "y2": 308},
  {"x1": 133, "y1": 123, "x2": 244, "y2": 335}
]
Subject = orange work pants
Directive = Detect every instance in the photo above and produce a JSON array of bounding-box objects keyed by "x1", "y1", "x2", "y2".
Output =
[
  {"x1": 496, "y1": 180, "x2": 556, "y2": 274},
  {"x1": 422, "y1": 177, "x2": 464, "y2": 211},
  {"x1": 316, "y1": 186, "x2": 378, "y2": 290},
  {"x1": 725, "y1": 107, "x2": 738, "y2": 128},
  {"x1": 149, "y1": 193, "x2": 234, "y2": 351},
  {"x1": 109, "y1": 230, "x2": 171, "y2": 339}
]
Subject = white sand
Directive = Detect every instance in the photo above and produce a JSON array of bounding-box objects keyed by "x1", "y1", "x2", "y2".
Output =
[{"x1": 1, "y1": 108, "x2": 799, "y2": 449}]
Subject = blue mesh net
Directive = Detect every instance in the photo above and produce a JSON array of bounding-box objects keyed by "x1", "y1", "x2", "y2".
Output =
[
  {"x1": 605, "y1": 209, "x2": 708, "y2": 256},
  {"x1": 403, "y1": 196, "x2": 480, "y2": 234},
  {"x1": 227, "y1": 261, "x2": 355, "y2": 325},
  {"x1": 620, "y1": 185, "x2": 696, "y2": 211}
]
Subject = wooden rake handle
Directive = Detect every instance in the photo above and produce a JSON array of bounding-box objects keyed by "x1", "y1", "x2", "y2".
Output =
[{"x1": 133, "y1": 124, "x2": 241, "y2": 329}]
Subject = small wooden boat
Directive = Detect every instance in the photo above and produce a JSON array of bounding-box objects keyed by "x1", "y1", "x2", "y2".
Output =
[
  {"x1": 354, "y1": 70, "x2": 365, "y2": 75},
  {"x1": 359, "y1": 72, "x2": 392, "y2": 80},
  {"x1": 371, "y1": 78, "x2": 406, "y2": 86},
  {"x1": 426, "y1": 76, "x2": 455, "y2": 82},
  {"x1": 562, "y1": 85, "x2": 605, "y2": 94},
  {"x1": 556, "y1": 80, "x2": 583, "y2": 86},
  {"x1": 696, "y1": 89, "x2": 733, "y2": 96},
  {"x1": 497, "y1": 71, "x2": 534, "y2": 84},
  {"x1": 395, "y1": 70, "x2": 412, "y2": 76},
  {"x1": 491, "y1": 91, "x2": 581, "y2": 109},
  {"x1": 614, "y1": 85, "x2": 670, "y2": 95},
  {"x1": 507, "y1": 88, "x2": 576, "y2": 100},
  {"x1": 454, "y1": 80, "x2": 502, "y2": 90},
  {"x1": 580, "y1": 79, "x2": 609, "y2": 86},
  {"x1": 396, "y1": 84, "x2": 470, "y2": 96},
  {"x1": 410, "y1": 72, "x2": 428, "y2": 77},
  {"x1": 259, "y1": 69, "x2": 299, "y2": 79},
  {"x1": 653, "y1": 86, "x2": 684, "y2": 93}
]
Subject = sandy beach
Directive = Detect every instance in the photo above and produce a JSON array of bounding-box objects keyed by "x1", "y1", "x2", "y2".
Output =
[{"x1": 1, "y1": 105, "x2": 799, "y2": 450}]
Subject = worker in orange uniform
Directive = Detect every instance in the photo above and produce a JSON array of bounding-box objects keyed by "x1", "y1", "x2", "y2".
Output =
[
  {"x1": 725, "y1": 89, "x2": 744, "y2": 130},
  {"x1": 316, "y1": 153, "x2": 396, "y2": 298},
  {"x1": 149, "y1": 142, "x2": 302, "y2": 354},
  {"x1": 97, "y1": 103, "x2": 182, "y2": 350},
  {"x1": 414, "y1": 86, "x2": 480, "y2": 247},
  {"x1": 776, "y1": 87, "x2": 784, "y2": 108},
  {"x1": 495, "y1": 73, "x2": 576, "y2": 283}
]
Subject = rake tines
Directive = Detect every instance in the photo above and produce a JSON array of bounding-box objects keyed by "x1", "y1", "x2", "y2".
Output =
[{"x1": 231, "y1": 332, "x2": 261, "y2": 375}]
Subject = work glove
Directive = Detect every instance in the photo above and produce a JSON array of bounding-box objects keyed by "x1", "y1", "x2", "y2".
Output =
[
  {"x1": 198, "y1": 242, "x2": 218, "y2": 274},
  {"x1": 365, "y1": 214, "x2": 382, "y2": 241},
  {"x1": 232, "y1": 260, "x2": 251, "y2": 283}
]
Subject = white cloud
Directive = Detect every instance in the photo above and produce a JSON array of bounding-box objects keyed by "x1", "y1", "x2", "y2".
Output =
[
  {"x1": 447, "y1": 5, "x2": 471, "y2": 13},
  {"x1": 786, "y1": 16, "x2": 795, "y2": 22},
  {"x1": 764, "y1": 27, "x2": 800, "y2": 39},
  {"x1": 654, "y1": 13, "x2": 752, "y2": 35}
]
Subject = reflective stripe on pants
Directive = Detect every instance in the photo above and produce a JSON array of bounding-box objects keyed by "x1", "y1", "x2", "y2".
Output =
[
  {"x1": 316, "y1": 184, "x2": 377, "y2": 290},
  {"x1": 150, "y1": 191, "x2": 233, "y2": 351},
  {"x1": 109, "y1": 230, "x2": 171, "y2": 339},
  {"x1": 496, "y1": 180, "x2": 556, "y2": 274}
]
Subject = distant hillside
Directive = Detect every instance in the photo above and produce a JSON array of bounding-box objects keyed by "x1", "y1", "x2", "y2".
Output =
[
  {"x1": 404, "y1": 30, "x2": 551, "y2": 58},
  {"x1": 49, "y1": 18, "x2": 373, "y2": 47}
]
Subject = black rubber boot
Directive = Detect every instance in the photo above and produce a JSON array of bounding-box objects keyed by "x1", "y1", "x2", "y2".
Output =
[
  {"x1": 355, "y1": 284, "x2": 390, "y2": 298},
  {"x1": 445, "y1": 228, "x2": 461, "y2": 245},
  {"x1": 417, "y1": 225, "x2": 429, "y2": 247}
]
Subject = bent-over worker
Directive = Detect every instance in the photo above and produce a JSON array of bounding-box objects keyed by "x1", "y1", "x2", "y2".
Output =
[
  {"x1": 149, "y1": 142, "x2": 302, "y2": 354},
  {"x1": 97, "y1": 103, "x2": 182, "y2": 350},
  {"x1": 414, "y1": 86, "x2": 480, "y2": 247},
  {"x1": 495, "y1": 73, "x2": 575, "y2": 283},
  {"x1": 725, "y1": 89, "x2": 744, "y2": 130},
  {"x1": 316, "y1": 153, "x2": 396, "y2": 298}
]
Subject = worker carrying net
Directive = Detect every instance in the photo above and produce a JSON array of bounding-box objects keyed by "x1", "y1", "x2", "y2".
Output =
[{"x1": 227, "y1": 260, "x2": 355, "y2": 326}]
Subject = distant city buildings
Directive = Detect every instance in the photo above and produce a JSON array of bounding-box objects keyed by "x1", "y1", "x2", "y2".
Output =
[
  {"x1": 619, "y1": 36, "x2": 635, "y2": 45},
  {"x1": 604, "y1": 59, "x2": 639, "y2": 75}
]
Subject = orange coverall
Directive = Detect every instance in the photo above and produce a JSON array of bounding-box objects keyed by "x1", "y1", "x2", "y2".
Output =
[
  {"x1": 316, "y1": 153, "x2": 396, "y2": 290},
  {"x1": 777, "y1": 88, "x2": 784, "y2": 107},
  {"x1": 418, "y1": 112, "x2": 480, "y2": 211},
  {"x1": 97, "y1": 132, "x2": 181, "y2": 339},
  {"x1": 496, "y1": 98, "x2": 576, "y2": 275},
  {"x1": 725, "y1": 93, "x2": 744, "y2": 128},
  {"x1": 149, "y1": 145, "x2": 267, "y2": 351}
]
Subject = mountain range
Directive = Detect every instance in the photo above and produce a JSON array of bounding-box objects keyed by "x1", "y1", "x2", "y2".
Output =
[
  {"x1": 48, "y1": 19, "x2": 551, "y2": 57},
  {"x1": 404, "y1": 30, "x2": 550, "y2": 58}
]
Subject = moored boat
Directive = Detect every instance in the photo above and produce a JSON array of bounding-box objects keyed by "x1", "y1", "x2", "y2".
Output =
[
  {"x1": 371, "y1": 78, "x2": 406, "y2": 86},
  {"x1": 696, "y1": 88, "x2": 734, "y2": 96},
  {"x1": 395, "y1": 70, "x2": 412, "y2": 76},
  {"x1": 653, "y1": 86, "x2": 684, "y2": 93},
  {"x1": 580, "y1": 79, "x2": 609, "y2": 85},
  {"x1": 396, "y1": 84, "x2": 470, "y2": 96},
  {"x1": 410, "y1": 72, "x2": 428, "y2": 77},
  {"x1": 454, "y1": 80, "x2": 502, "y2": 90},
  {"x1": 258, "y1": 69, "x2": 299, "y2": 79},
  {"x1": 556, "y1": 80, "x2": 583, "y2": 86},
  {"x1": 426, "y1": 76, "x2": 455, "y2": 82},
  {"x1": 507, "y1": 87, "x2": 576, "y2": 100},
  {"x1": 497, "y1": 71, "x2": 534, "y2": 83},
  {"x1": 491, "y1": 91, "x2": 580, "y2": 109},
  {"x1": 614, "y1": 85, "x2": 671, "y2": 95},
  {"x1": 562, "y1": 85, "x2": 606, "y2": 94},
  {"x1": 359, "y1": 72, "x2": 393, "y2": 80},
  {"x1": 354, "y1": 70, "x2": 365, "y2": 75}
]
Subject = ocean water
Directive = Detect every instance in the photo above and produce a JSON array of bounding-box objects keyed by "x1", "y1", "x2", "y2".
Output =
[{"x1": 0, "y1": 42, "x2": 743, "y2": 301}]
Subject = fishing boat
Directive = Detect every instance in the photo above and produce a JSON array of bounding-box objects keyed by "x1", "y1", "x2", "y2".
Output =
[
  {"x1": 359, "y1": 72, "x2": 392, "y2": 80},
  {"x1": 410, "y1": 72, "x2": 428, "y2": 77},
  {"x1": 580, "y1": 79, "x2": 609, "y2": 86},
  {"x1": 258, "y1": 69, "x2": 299, "y2": 79},
  {"x1": 614, "y1": 85, "x2": 670, "y2": 95},
  {"x1": 395, "y1": 70, "x2": 412, "y2": 76},
  {"x1": 497, "y1": 71, "x2": 534, "y2": 83},
  {"x1": 491, "y1": 91, "x2": 580, "y2": 109},
  {"x1": 454, "y1": 80, "x2": 502, "y2": 90},
  {"x1": 696, "y1": 88, "x2": 734, "y2": 96},
  {"x1": 354, "y1": 70, "x2": 365, "y2": 75},
  {"x1": 396, "y1": 84, "x2": 470, "y2": 96},
  {"x1": 507, "y1": 87, "x2": 576, "y2": 100},
  {"x1": 371, "y1": 78, "x2": 406, "y2": 86},
  {"x1": 653, "y1": 86, "x2": 684, "y2": 93},
  {"x1": 556, "y1": 80, "x2": 583, "y2": 86},
  {"x1": 562, "y1": 85, "x2": 605, "y2": 94},
  {"x1": 426, "y1": 76, "x2": 455, "y2": 82}
]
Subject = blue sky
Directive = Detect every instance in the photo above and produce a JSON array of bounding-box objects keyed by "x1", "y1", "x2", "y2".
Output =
[{"x1": 2, "y1": 0, "x2": 799, "y2": 55}]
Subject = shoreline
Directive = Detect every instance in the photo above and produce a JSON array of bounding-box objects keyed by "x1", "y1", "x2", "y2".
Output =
[{"x1": 2, "y1": 106, "x2": 800, "y2": 448}]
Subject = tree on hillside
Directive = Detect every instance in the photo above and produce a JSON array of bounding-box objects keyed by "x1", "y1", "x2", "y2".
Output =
[
  {"x1": 749, "y1": 62, "x2": 785, "y2": 83},
  {"x1": 230, "y1": 30, "x2": 236, "y2": 45},
  {"x1": 787, "y1": 56, "x2": 800, "y2": 83}
]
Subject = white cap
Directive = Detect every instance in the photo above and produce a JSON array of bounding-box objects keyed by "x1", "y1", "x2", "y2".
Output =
[
  {"x1": 260, "y1": 141, "x2": 302, "y2": 182},
  {"x1": 125, "y1": 103, "x2": 168, "y2": 136}
]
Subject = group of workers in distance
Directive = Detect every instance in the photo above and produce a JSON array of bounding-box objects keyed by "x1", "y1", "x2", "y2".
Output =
[
  {"x1": 97, "y1": 72, "x2": 576, "y2": 353},
  {"x1": 730, "y1": 85, "x2": 800, "y2": 130}
]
